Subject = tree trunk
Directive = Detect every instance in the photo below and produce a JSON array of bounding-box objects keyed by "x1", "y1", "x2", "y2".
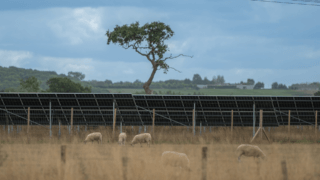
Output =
[{"x1": 143, "y1": 66, "x2": 158, "y2": 94}]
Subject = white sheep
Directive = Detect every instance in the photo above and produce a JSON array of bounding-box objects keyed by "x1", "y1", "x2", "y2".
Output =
[
  {"x1": 84, "y1": 132, "x2": 102, "y2": 144},
  {"x1": 130, "y1": 133, "x2": 151, "y2": 147},
  {"x1": 236, "y1": 144, "x2": 266, "y2": 162},
  {"x1": 161, "y1": 151, "x2": 191, "y2": 172},
  {"x1": 118, "y1": 132, "x2": 127, "y2": 145}
]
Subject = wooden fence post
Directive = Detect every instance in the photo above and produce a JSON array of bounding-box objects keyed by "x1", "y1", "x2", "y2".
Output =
[
  {"x1": 281, "y1": 160, "x2": 288, "y2": 180},
  {"x1": 27, "y1": 107, "x2": 30, "y2": 140},
  {"x1": 260, "y1": 109, "x2": 263, "y2": 139},
  {"x1": 202, "y1": 147, "x2": 208, "y2": 180},
  {"x1": 61, "y1": 145, "x2": 66, "y2": 163},
  {"x1": 113, "y1": 108, "x2": 117, "y2": 138},
  {"x1": 231, "y1": 110, "x2": 233, "y2": 137},
  {"x1": 58, "y1": 119, "x2": 61, "y2": 140},
  {"x1": 153, "y1": 109, "x2": 155, "y2": 139},
  {"x1": 70, "y1": 108, "x2": 74, "y2": 135},
  {"x1": 288, "y1": 110, "x2": 291, "y2": 141},
  {"x1": 193, "y1": 109, "x2": 195, "y2": 136},
  {"x1": 60, "y1": 145, "x2": 66, "y2": 180},
  {"x1": 122, "y1": 157, "x2": 128, "y2": 180},
  {"x1": 316, "y1": 110, "x2": 318, "y2": 142}
]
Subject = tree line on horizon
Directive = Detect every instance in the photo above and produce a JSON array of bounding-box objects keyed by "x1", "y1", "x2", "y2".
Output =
[{"x1": 0, "y1": 66, "x2": 319, "y2": 95}]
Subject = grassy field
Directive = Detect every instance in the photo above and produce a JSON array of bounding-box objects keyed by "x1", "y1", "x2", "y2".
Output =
[
  {"x1": 107, "y1": 88, "x2": 315, "y2": 96},
  {"x1": 1, "y1": 126, "x2": 320, "y2": 180}
]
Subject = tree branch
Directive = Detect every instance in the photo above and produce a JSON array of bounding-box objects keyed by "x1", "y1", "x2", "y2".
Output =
[
  {"x1": 169, "y1": 67, "x2": 182, "y2": 73},
  {"x1": 162, "y1": 54, "x2": 193, "y2": 62}
]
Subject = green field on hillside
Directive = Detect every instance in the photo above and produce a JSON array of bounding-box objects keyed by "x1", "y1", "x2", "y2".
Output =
[{"x1": 107, "y1": 88, "x2": 315, "y2": 96}]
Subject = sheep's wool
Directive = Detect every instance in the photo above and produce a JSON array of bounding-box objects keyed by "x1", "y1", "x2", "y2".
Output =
[
  {"x1": 84, "y1": 132, "x2": 102, "y2": 144},
  {"x1": 118, "y1": 132, "x2": 127, "y2": 145},
  {"x1": 236, "y1": 144, "x2": 266, "y2": 162},
  {"x1": 161, "y1": 151, "x2": 190, "y2": 171}
]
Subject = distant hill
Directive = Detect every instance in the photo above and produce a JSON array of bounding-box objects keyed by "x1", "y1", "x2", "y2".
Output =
[
  {"x1": 0, "y1": 66, "x2": 317, "y2": 95},
  {"x1": 0, "y1": 66, "x2": 111, "y2": 93},
  {"x1": 0, "y1": 66, "x2": 64, "y2": 91}
]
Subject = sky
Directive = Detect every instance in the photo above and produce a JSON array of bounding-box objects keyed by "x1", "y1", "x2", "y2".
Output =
[{"x1": 0, "y1": 0, "x2": 319, "y2": 88}]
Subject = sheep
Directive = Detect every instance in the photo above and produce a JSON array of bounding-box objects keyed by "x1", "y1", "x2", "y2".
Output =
[
  {"x1": 130, "y1": 133, "x2": 151, "y2": 147},
  {"x1": 161, "y1": 151, "x2": 191, "y2": 172},
  {"x1": 84, "y1": 132, "x2": 102, "y2": 144},
  {"x1": 118, "y1": 132, "x2": 127, "y2": 145},
  {"x1": 236, "y1": 144, "x2": 266, "y2": 162}
]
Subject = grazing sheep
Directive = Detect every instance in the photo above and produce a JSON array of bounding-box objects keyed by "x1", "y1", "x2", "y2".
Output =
[
  {"x1": 84, "y1": 132, "x2": 102, "y2": 144},
  {"x1": 130, "y1": 133, "x2": 151, "y2": 147},
  {"x1": 161, "y1": 151, "x2": 191, "y2": 172},
  {"x1": 118, "y1": 132, "x2": 127, "y2": 145},
  {"x1": 236, "y1": 144, "x2": 266, "y2": 162}
]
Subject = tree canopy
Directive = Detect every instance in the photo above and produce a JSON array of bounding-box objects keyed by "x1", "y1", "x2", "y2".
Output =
[
  {"x1": 254, "y1": 82, "x2": 264, "y2": 89},
  {"x1": 247, "y1": 78, "x2": 255, "y2": 85},
  {"x1": 192, "y1": 74, "x2": 202, "y2": 84},
  {"x1": 46, "y1": 77, "x2": 91, "y2": 93},
  {"x1": 106, "y1": 21, "x2": 192, "y2": 94},
  {"x1": 68, "y1": 71, "x2": 85, "y2": 81},
  {"x1": 19, "y1": 76, "x2": 41, "y2": 92}
]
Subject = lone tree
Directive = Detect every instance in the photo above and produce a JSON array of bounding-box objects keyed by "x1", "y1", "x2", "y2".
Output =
[{"x1": 106, "y1": 21, "x2": 192, "y2": 94}]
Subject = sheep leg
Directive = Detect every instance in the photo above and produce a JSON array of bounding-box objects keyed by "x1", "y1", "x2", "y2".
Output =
[{"x1": 238, "y1": 155, "x2": 241, "y2": 162}]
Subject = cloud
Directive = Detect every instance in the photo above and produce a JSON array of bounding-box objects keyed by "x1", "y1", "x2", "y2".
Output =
[
  {"x1": 44, "y1": 6, "x2": 170, "y2": 45},
  {"x1": 47, "y1": 7, "x2": 104, "y2": 45},
  {"x1": 0, "y1": 49, "x2": 33, "y2": 67},
  {"x1": 304, "y1": 49, "x2": 320, "y2": 59}
]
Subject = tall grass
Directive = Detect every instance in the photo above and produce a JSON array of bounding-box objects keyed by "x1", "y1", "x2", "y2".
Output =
[
  {"x1": 1, "y1": 125, "x2": 319, "y2": 144},
  {"x1": 0, "y1": 125, "x2": 320, "y2": 180}
]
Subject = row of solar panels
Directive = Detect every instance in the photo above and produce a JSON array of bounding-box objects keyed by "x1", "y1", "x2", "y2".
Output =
[{"x1": 0, "y1": 93, "x2": 319, "y2": 126}]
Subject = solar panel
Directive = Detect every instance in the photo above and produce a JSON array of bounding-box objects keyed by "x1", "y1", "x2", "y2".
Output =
[{"x1": 0, "y1": 93, "x2": 319, "y2": 127}]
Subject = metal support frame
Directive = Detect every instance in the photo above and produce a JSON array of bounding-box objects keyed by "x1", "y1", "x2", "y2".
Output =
[
  {"x1": 112, "y1": 95, "x2": 124, "y2": 128},
  {"x1": 120, "y1": 121, "x2": 122, "y2": 133},
  {"x1": 274, "y1": 109, "x2": 314, "y2": 125},
  {"x1": 58, "y1": 119, "x2": 61, "y2": 139},
  {"x1": 144, "y1": 96, "x2": 154, "y2": 126},
  {"x1": 35, "y1": 94, "x2": 49, "y2": 122},
  {"x1": 132, "y1": 97, "x2": 144, "y2": 125},
  {"x1": 293, "y1": 97, "x2": 302, "y2": 126},
  {"x1": 253, "y1": 102, "x2": 256, "y2": 137},
  {"x1": 50, "y1": 100, "x2": 52, "y2": 137},
  {"x1": 113, "y1": 100, "x2": 116, "y2": 137},
  {"x1": 180, "y1": 96, "x2": 190, "y2": 124},
  {"x1": 74, "y1": 94, "x2": 88, "y2": 125},
  {"x1": 234, "y1": 97, "x2": 243, "y2": 126},
  {"x1": 275, "y1": 97, "x2": 284, "y2": 125},
  {"x1": 193, "y1": 102, "x2": 196, "y2": 136},
  {"x1": 93, "y1": 94, "x2": 106, "y2": 126},
  {"x1": 136, "y1": 105, "x2": 187, "y2": 126},
  {"x1": 0, "y1": 108, "x2": 47, "y2": 128},
  {"x1": 270, "y1": 97, "x2": 280, "y2": 126},
  {"x1": 162, "y1": 96, "x2": 173, "y2": 126},
  {"x1": 198, "y1": 96, "x2": 208, "y2": 126},
  {"x1": 216, "y1": 99, "x2": 226, "y2": 126},
  {"x1": 55, "y1": 94, "x2": 69, "y2": 125},
  {"x1": 0, "y1": 95, "x2": 14, "y2": 125}
]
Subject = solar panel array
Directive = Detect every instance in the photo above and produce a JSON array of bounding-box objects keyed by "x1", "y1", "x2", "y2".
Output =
[{"x1": 0, "y1": 93, "x2": 319, "y2": 127}]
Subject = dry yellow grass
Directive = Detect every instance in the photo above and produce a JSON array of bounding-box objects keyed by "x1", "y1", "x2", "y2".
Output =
[{"x1": 0, "y1": 125, "x2": 320, "y2": 180}]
